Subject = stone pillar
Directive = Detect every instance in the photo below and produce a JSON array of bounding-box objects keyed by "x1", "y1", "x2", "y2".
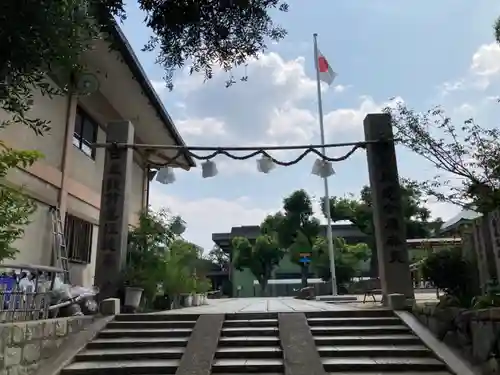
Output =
[
  {"x1": 94, "y1": 121, "x2": 134, "y2": 300},
  {"x1": 363, "y1": 113, "x2": 414, "y2": 302},
  {"x1": 472, "y1": 219, "x2": 490, "y2": 292}
]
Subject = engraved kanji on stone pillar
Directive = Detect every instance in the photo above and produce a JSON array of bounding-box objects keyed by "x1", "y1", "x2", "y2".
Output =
[
  {"x1": 95, "y1": 121, "x2": 134, "y2": 300},
  {"x1": 363, "y1": 113, "x2": 414, "y2": 302}
]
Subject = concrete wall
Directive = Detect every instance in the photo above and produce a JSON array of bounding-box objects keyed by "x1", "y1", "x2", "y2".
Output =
[
  {"x1": 0, "y1": 83, "x2": 147, "y2": 287},
  {"x1": 0, "y1": 316, "x2": 95, "y2": 375},
  {"x1": 232, "y1": 254, "x2": 313, "y2": 298}
]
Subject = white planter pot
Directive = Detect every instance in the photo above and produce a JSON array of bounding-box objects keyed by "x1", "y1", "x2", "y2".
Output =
[
  {"x1": 184, "y1": 294, "x2": 193, "y2": 307},
  {"x1": 202, "y1": 294, "x2": 208, "y2": 305},
  {"x1": 193, "y1": 293, "x2": 200, "y2": 306},
  {"x1": 124, "y1": 287, "x2": 143, "y2": 308}
]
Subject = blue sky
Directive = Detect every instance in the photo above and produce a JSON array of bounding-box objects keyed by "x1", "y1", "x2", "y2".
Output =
[{"x1": 121, "y1": 0, "x2": 500, "y2": 250}]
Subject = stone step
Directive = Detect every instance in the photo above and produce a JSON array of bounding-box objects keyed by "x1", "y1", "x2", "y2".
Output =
[
  {"x1": 224, "y1": 319, "x2": 278, "y2": 327},
  {"x1": 225, "y1": 313, "x2": 278, "y2": 320},
  {"x1": 87, "y1": 337, "x2": 189, "y2": 349},
  {"x1": 211, "y1": 358, "x2": 283, "y2": 373},
  {"x1": 75, "y1": 347, "x2": 185, "y2": 361},
  {"x1": 114, "y1": 313, "x2": 199, "y2": 322},
  {"x1": 221, "y1": 327, "x2": 279, "y2": 337},
  {"x1": 314, "y1": 334, "x2": 421, "y2": 346},
  {"x1": 305, "y1": 309, "x2": 394, "y2": 318},
  {"x1": 321, "y1": 357, "x2": 447, "y2": 372},
  {"x1": 316, "y1": 345, "x2": 432, "y2": 357},
  {"x1": 218, "y1": 336, "x2": 280, "y2": 346},
  {"x1": 308, "y1": 316, "x2": 401, "y2": 326},
  {"x1": 61, "y1": 359, "x2": 179, "y2": 375},
  {"x1": 310, "y1": 325, "x2": 410, "y2": 336},
  {"x1": 107, "y1": 320, "x2": 197, "y2": 329},
  {"x1": 215, "y1": 346, "x2": 282, "y2": 358},
  {"x1": 97, "y1": 328, "x2": 192, "y2": 339}
]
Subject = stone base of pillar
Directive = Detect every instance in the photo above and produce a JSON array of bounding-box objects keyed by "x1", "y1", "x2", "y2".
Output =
[
  {"x1": 100, "y1": 298, "x2": 121, "y2": 315},
  {"x1": 387, "y1": 293, "x2": 407, "y2": 310}
]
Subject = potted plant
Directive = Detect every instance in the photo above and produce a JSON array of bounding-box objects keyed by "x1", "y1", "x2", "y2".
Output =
[
  {"x1": 192, "y1": 277, "x2": 201, "y2": 306},
  {"x1": 122, "y1": 266, "x2": 146, "y2": 309},
  {"x1": 182, "y1": 276, "x2": 195, "y2": 307},
  {"x1": 197, "y1": 277, "x2": 212, "y2": 305}
]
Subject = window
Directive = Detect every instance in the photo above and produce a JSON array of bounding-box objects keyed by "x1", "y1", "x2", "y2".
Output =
[
  {"x1": 64, "y1": 214, "x2": 93, "y2": 264},
  {"x1": 73, "y1": 107, "x2": 98, "y2": 159}
]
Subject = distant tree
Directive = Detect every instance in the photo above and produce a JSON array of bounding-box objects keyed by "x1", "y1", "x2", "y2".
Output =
[
  {"x1": 312, "y1": 237, "x2": 371, "y2": 287},
  {"x1": 232, "y1": 235, "x2": 284, "y2": 296},
  {"x1": 207, "y1": 245, "x2": 230, "y2": 271},
  {"x1": 261, "y1": 190, "x2": 320, "y2": 287},
  {"x1": 169, "y1": 238, "x2": 211, "y2": 276},
  {"x1": 323, "y1": 180, "x2": 443, "y2": 276},
  {"x1": 384, "y1": 101, "x2": 500, "y2": 213},
  {"x1": 126, "y1": 209, "x2": 185, "y2": 305}
]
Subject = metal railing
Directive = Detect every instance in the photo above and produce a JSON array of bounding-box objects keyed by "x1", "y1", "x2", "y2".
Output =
[{"x1": 0, "y1": 284, "x2": 51, "y2": 322}]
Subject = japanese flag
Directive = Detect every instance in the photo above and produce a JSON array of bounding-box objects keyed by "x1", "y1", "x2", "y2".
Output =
[{"x1": 317, "y1": 49, "x2": 337, "y2": 85}]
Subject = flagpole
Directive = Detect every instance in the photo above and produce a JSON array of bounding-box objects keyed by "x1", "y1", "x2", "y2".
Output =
[{"x1": 313, "y1": 33, "x2": 338, "y2": 296}]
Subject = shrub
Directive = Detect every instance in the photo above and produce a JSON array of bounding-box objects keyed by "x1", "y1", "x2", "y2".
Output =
[{"x1": 421, "y1": 248, "x2": 473, "y2": 306}]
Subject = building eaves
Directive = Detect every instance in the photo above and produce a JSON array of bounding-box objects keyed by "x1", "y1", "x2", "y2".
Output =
[{"x1": 109, "y1": 23, "x2": 196, "y2": 168}]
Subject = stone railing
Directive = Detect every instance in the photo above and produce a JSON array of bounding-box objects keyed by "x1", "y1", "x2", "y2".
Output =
[
  {"x1": 413, "y1": 303, "x2": 500, "y2": 372},
  {"x1": 0, "y1": 315, "x2": 96, "y2": 375}
]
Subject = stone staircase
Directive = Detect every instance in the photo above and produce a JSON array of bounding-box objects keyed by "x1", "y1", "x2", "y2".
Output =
[
  {"x1": 214, "y1": 313, "x2": 283, "y2": 373},
  {"x1": 307, "y1": 309, "x2": 451, "y2": 373},
  {"x1": 60, "y1": 309, "x2": 454, "y2": 375},
  {"x1": 61, "y1": 313, "x2": 197, "y2": 374}
]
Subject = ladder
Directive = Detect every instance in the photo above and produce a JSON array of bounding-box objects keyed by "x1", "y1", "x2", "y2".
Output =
[{"x1": 50, "y1": 206, "x2": 71, "y2": 284}]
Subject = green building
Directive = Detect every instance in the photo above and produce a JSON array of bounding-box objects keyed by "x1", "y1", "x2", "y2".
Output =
[{"x1": 212, "y1": 223, "x2": 368, "y2": 298}]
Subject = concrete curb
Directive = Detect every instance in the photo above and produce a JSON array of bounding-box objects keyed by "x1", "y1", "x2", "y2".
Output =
[
  {"x1": 395, "y1": 310, "x2": 478, "y2": 375},
  {"x1": 35, "y1": 315, "x2": 115, "y2": 375}
]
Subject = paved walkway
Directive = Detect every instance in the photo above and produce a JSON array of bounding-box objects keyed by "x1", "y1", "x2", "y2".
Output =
[
  {"x1": 156, "y1": 298, "x2": 349, "y2": 314},
  {"x1": 153, "y1": 292, "x2": 439, "y2": 315}
]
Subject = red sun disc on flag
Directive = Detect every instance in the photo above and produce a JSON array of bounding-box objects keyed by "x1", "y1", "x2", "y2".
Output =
[{"x1": 318, "y1": 56, "x2": 329, "y2": 73}]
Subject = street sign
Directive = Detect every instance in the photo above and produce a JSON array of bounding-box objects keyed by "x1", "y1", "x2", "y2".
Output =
[
  {"x1": 299, "y1": 256, "x2": 311, "y2": 264},
  {"x1": 299, "y1": 253, "x2": 311, "y2": 258}
]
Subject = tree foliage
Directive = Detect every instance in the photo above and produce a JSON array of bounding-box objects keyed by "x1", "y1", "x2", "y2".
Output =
[
  {"x1": 141, "y1": 0, "x2": 289, "y2": 89},
  {"x1": 207, "y1": 245, "x2": 230, "y2": 271},
  {"x1": 125, "y1": 209, "x2": 187, "y2": 304},
  {"x1": 232, "y1": 235, "x2": 284, "y2": 294},
  {"x1": 495, "y1": 17, "x2": 500, "y2": 46},
  {"x1": 0, "y1": 0, "x2": 108, "y2": 133},
  {"x1": 421, "y1": 248, "x2": 474, "y2": 306},
  {"x1": 323, "y1": 181, "x2": 443, "y2": 275},
  {"x1": 384, "y1": 101, "x2": 500, "y2": 213},
  {"x1": 312, "y1": 237, "x2": 371, "y2": 286},
  {"x1": 261, "y1": 190, "x2": 320, "y2": 286},
  {"x1": 0, "y1": 143, "x2": 42, "y2": 261},
  {"x1": 0, "y1": 0, "x2": 288, "y2": 133}
]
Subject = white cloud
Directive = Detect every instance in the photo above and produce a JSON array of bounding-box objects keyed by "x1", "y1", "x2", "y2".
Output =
[
  {"x1": 170, "y1": 52, "x2": 326, "y2": 149},
  {"x1": 334, "y1": 84, "x2": 351, "y2": 93},
  {"x1": 148, "y1": 183, "x2": 276, "y2": 250},
  {"x1": 170, "y1": 51, "x2": 393, "y2": 157},
  {"x1": 266, "y1": 107, "x2": 316, "y2": 144},
  {"x1": 471, "y1": 42, "x2": 500, "y2": 77},
  {"x1": 150, "y1": 79, "x2": 167, "y2": 94},
  {"x1": 176, "y1": 117, "x2": 227, "y2": 139},
  {"x1": 324, "y1": 96, "x2": 402, "y2": 140},
  {"x1": 440, "y1": 42, "x2": 500, "y2": 95}
]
